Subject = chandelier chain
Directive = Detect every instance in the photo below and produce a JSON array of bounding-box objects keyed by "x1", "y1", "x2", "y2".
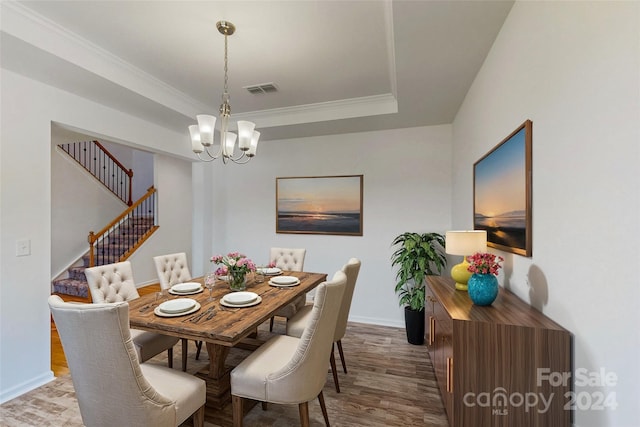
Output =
[{"x1": 223, "y1": 33, "x2": 229, "y2": 96}]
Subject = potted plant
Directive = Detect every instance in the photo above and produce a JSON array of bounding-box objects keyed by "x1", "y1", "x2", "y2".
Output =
[{"x1": 391, "y1": 232, "x2": 446, "y2": 344}]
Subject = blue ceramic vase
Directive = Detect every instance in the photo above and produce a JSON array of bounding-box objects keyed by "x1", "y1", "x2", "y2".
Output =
[{"x1": 467, "y1": 273, "x2": 499, "y2": 306}]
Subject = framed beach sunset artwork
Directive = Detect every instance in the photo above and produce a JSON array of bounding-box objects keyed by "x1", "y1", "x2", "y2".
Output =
[
  {"x1": 276, "y1": 175, "x2": 363, "y2": 236},
  {"x1": 473, "y1": 120, "x2": 532, "y2": 256}
]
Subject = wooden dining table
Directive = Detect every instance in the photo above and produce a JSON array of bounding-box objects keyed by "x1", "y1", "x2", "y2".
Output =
[{"x1": 128, "y1": 271, "x2": 327, "y2": 417}]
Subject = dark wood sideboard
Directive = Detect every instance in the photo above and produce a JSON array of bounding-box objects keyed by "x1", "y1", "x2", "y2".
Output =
[{"x1": 425, "y1": 275, "x2": 571, "y2": 427}]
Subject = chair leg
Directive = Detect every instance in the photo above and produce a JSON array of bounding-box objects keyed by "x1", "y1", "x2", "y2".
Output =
[
  {"x1": 269, "y1": 316, "x2": 275, "y2": 331},
  {"x1": 329, "y1": 347, "x2": 340, "y2": 393},
  {"x1": 195, "y1": 340, "x2": 203, "y2": 360},
  {"x1": 232, "y1": 395, "x2": 244, "y2": 427},
  {"x1": 167, "y1": 348, "x2": 173, "y2": 369},
  {"x1": 261, "y1": 401, "x2": 268, "y2": 411},
  {"x1": 337, "y1": 339, "x2": 347, "y2": 373},
  {"x1": 181, "y1": 339, "x2": 188, "y2": 372},
  {"x1": 192, "y1": 404, "x2": 205, "y2": 427},
  {"x1": 318, "y1": 391, "x2": 330, "y2": 427},
  {"x1": 298, "y1": 401, "x2": 310, "y2": 427}
]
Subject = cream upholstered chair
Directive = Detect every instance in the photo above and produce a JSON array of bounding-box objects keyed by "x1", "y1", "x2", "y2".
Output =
[
  {"x1": 269, "y1": 247, "x2": 307, "y2": 331},
  {"x1": 48, "y1": 295, "x2": 206, "y2": 427},
  {"x1": 85, "y1": 261, "x2": 179, "y2": 369},
  {"x1": 287, "y1": 258, "x2": 361, "y2": 393},
  {"x1": 153, "y1": 252, "x2": 203, "y2": 366},
  {"x1": 153, "y1": 252, "x2": 192, "y2": 291},
  {"x1": 231, "y1": 270, "x2": 346, "y2": 427}
]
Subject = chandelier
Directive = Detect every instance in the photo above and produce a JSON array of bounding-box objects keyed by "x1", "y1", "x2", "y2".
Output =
[{"x1": 188, "y1": 21, "x2": 259, "y2": 163}]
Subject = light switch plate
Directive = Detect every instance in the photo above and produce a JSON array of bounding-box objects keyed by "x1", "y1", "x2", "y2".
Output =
[{"x1": 16, "y1": 239, "x2": 31, "y2": 256}]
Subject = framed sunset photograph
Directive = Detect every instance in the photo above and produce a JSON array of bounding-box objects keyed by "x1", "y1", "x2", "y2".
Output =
[
  {"x1": 473, "y1": 120, "x2": 532, "y2": 256},
  {"x1": 276, "y1": 175, "x2": 363, "y2": 236}
]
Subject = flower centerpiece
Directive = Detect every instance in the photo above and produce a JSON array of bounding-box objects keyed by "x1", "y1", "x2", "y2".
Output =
[
  {"x1": 466, "y1": 252, "x2": 504, "y2": 306},
  {"x1": 210, "y1": 252, "x2": 256, "y2": 291}
]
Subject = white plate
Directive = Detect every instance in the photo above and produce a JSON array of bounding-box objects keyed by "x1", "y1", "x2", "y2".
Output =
[
  {"x1": 220, "y1": 295, "x2": 262, "y2": 308},
  {"x1": 223, "y1": 291, "x2": 258, "y2": 305},
  {"x1": 154, "y1": 301, "x2": 201, "y2": 317},
  {"x1": 171, "y1": 282, "x2": 201, "y2": 293},
  {"x1": 269, "y1": 279, "x2": 300, "y2": 288},
  {"x1": 270, "y1": 275, "x2": 299, "y2": 285},
  {"x1": 158, "y1": 298, "x2": 196, "y2": 314},
  {"x1": 260, "y1": 267, "x2": 282, "y2": 276},
  {"x1": 217, "y1": 275, "x2": 229, "y2": 282},
  {"x1": 169, "y1": 287, "x2": 203, "y2": 296}
]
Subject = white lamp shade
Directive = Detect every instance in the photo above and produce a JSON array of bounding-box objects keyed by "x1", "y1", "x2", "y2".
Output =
[
  {"x1": 236, "y1": 120, "x2": 256, "y2": 151},
  {"x1": 445, "y1": 230, "x2": 487, "y2": 255},
  {"x1": 196, "y1": 114, "x2": 216, "y2": 146},
  {"x1": 223, "y1": 132, "x2": 237, "y2": 157},
  {"x1": 189, "y1": 125, "x2": 204, "y2": 153},
  {"x1": 247, "y1": 131, "x2": 260, "y2": 157}
]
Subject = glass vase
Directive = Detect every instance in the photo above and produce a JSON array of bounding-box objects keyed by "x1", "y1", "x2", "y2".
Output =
[
  {"x1": 467, "y1": 273, "x2": 499, "y2": 306},
  {"x1": 228, "y1": 270, "x2": 247, "y2": 291}
]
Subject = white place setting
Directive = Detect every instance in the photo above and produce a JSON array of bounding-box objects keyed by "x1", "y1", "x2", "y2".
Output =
[
  {"x1": 220, "y1": 291, "x2": 262, "y2": 308},
  {"x1": 154, "y1": 298, "x2": 201, "y2": 317},
  {"x1": 268, "y1": 275, "x2": 300, "y2": 287},
  {"x1": 258, "y1": 267, "x2": 282, "y2": 276},
  {"x1": 169, "y1": 282, "x2": 203, "y2": 295}
]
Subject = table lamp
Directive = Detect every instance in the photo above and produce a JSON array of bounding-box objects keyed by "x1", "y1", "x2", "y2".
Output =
[{"x1": 445, "y1": 230, "x2": 487, "y2": 291}]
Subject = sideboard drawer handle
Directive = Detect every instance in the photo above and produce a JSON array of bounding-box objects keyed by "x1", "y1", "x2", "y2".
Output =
[{"x1": 428, "y1": 316, "x2": 435, "y2": 345}]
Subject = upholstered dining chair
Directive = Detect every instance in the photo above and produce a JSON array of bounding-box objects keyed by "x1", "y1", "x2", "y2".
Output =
[
  {"x1": 48, "y1": 295, "x2": 206, "y2": 427},
  {"x1": 153, "y1": 252, "x2": 203, "y2": 366},
  {"x1": 269, "y1": 247, "x2": 307, "y2": 331},
  {"x1": 231, "y1": 270, "x2": 346, "y2": 427},
  {"x1": 84, "y1": 261, "x2": 180, "y2": 369},
  {"x1": 286, "y1": 258, "x2": 361, "y2": 393}
]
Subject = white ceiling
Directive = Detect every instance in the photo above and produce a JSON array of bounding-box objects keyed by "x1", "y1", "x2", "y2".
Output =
[{"x1": 2, "y1": 1, "x2": 514, "y2": 142}]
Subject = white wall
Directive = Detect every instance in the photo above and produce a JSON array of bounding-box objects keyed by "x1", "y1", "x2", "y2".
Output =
[
  {"x1": 130, "y1": 153, "x2": 193, "y2": 285},
  {"x1": 452, "y1": 2, "x2": 640, "y2": 426},
  {"x1": 193, "y1": 125, "x2": 453, "y2": 326},
  {"x1": 0, "y1": 69, "x2": 193, "y2": 402}
]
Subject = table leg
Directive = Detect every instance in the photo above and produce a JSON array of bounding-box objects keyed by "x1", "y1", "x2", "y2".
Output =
[{"x1": 195, "y1": 342, "x2": 232, "y2": 409}]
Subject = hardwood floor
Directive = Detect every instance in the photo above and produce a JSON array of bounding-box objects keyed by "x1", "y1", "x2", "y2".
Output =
[{"x1": 40, "y1": 285, "x2": 449, "y2": 426}]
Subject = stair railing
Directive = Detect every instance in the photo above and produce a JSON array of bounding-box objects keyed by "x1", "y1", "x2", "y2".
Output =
[
  {"x1": 88, "y1": 186, "x2": 158, "y2": 267},
  {"x1": 59, "y1": 140, "x2": 134, "y2": 206}
]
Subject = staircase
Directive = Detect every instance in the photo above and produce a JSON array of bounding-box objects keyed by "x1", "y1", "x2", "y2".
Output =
[
  {"x1": 53, "y1": 141, "x2": 158, "y2": 300},
  {"x1": 52, "y1": 216, "x2": 156, "y2": 298}
]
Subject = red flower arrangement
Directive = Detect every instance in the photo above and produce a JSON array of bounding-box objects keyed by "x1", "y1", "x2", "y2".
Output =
[{"x1": 467, "y1": 252, "x2": 504, "y2": 276}]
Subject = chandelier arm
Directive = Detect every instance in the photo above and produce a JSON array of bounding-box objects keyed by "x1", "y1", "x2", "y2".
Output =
[
  {"x1": 196, "y1": 152, "x2": 218, "y2": 162},
  {"x1": 204, "y1": 144, "x2": 223, "y2": 160},
  {"x1": 227, "y1": 154, "x2": 252, "y2": 165}
]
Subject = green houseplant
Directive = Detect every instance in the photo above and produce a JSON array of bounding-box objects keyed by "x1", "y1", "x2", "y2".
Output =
[{"x1": 391, "y1": 232, "x2": 446, "y2": 344}]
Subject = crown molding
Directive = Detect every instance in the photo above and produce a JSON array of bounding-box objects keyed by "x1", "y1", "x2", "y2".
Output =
[
  {"x1": 233, "y1": 94, "x2": 398, "y2": 129},
  {"x1": 1, "y1": 1, "x2": 209, "y2": 116}
]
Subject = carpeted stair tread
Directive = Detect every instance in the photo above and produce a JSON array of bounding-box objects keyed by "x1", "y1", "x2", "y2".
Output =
[
  {"x1": 53, "y1": 215, "x2": 156, "y2": 297},
  {"x1": 52, "y1": 279, "x2": 88, "y2": 298}
]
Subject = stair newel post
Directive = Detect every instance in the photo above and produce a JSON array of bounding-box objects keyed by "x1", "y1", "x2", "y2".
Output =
[
  {"x1": 88, "y1": 231, "x2": 96, "y2": 267},
  {"x1": 127, "y1": 169, "x2": 133, "y2": 206}
]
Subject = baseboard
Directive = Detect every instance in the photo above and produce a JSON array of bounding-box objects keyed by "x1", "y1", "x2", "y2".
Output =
[
  {"x1": 0, "y1": 371, "x2": 55, "y2": 404},
  {"x1": 348, "y1": 315, "x2": 405, "y2": 329}
]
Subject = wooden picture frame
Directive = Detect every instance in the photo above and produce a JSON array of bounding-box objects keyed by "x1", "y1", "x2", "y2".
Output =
[
  {"x1": 276, "y1": 175, "x2": 363, "y2": 236},
  {"x1": 473, "y1": 120, "x2": 532, "y2": 256}
]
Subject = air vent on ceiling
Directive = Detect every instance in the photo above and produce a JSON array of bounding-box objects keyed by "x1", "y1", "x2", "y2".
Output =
[{"x1": 244, "y1": 83, "x2": 278, "y2": 95}]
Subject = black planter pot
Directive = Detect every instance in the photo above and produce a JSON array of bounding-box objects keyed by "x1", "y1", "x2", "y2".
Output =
[{"x1": 404, "y1": 307, "x2": 425, "y2": 345}]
